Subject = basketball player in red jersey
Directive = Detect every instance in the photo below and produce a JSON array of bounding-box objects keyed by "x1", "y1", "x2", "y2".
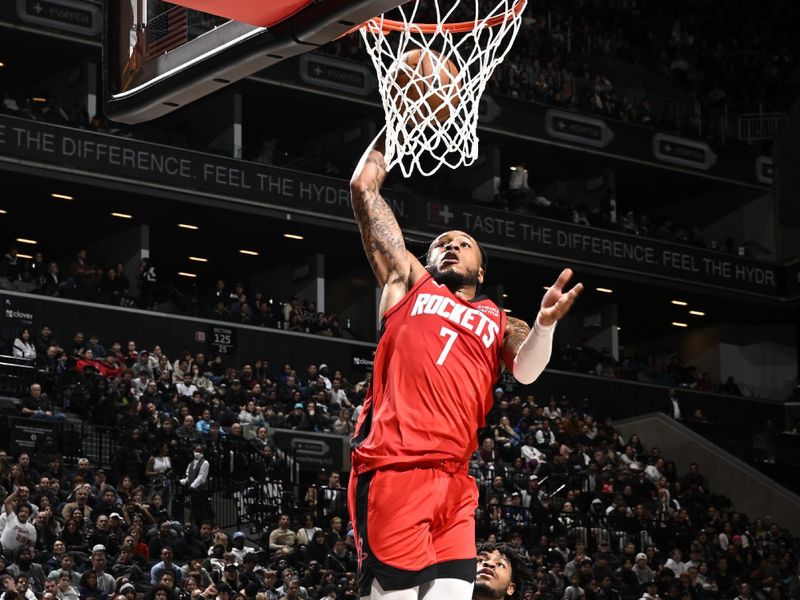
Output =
[{"x1": 348, "y1": 136, "x2": 582, "y2": 600}]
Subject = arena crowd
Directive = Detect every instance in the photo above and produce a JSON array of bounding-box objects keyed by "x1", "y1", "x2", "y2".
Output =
[
  {"x1": 0, "y1": 321, "x2": 798, "y2": 600},
  {"x1": 0, "y1": 250, "x2": 345, "y2": 339}
]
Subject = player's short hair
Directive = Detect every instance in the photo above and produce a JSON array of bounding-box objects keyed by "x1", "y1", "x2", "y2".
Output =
[{"x1": 476, "y1": 542, "x2": 530, "y2": 600}]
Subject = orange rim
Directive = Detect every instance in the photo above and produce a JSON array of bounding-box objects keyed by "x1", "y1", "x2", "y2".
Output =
[{"x1": 360, "y1": 0, "x2": 526, "y2": 35}]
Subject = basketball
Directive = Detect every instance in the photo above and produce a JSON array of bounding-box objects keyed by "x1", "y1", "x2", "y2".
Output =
[{"x1": 392, "y1": 49, "x2": 461, "y2": 125}]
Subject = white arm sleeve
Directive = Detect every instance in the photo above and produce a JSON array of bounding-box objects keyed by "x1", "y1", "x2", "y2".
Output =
[{"x1": 511, "y1": 313, "x2": 556, "y2": 385}]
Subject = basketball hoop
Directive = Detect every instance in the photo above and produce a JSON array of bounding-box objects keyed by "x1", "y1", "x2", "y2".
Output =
[{"x1": 359, "y1": 0, "x2": 526, "y2": 177}]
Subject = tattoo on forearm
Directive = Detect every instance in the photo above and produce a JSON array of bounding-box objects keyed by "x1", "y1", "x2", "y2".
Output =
[
  {"x1": 351, "y1": 152, "x2": 405, "y2": 280},
  {"x1": 505, "y1": 317, "x2": 531, "y2": 356}
]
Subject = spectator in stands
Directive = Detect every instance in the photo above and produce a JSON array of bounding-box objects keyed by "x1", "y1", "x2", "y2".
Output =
[
  {"x1": 1, "y1": 246, "x2": 20, "y2": 280},
  {"x1": 150, "y1": 547, "x2": 181, "y2": 586},
  {"x1": 1, "y1": 488, "x2": 37, "y2": 554},
  {"x1": 664, "y1": 388, "x2": 683, "y2": 420},
  {"x1": 12, "y1": 329, "x2": 37, "y2": 360},
  {"x1": 268, "y1": 514, "x2": 297, "y2": 558},
  {"x1": 230, "y1": 531, "x2": 255, "y2": 564},
  {"x1": 177, "y1": 444, "x2": 210, "y2": 523},
  {"x1": 4, "y1": 303, "x2": 800, "y2": 600},
  {"x1": 20, "y1": 384, "x2": 60, "y2": 420},
  {"x1": 33, "y1": 326, "x2": 56, "y2": 358},
  {"x1": 721, "y1": 376, "x2": 742, "y2": 396},
  {"x1": 330, "y1": 409, "x2": 353, "y2": 437},
  {"x1": 138, "y1": 259, "x2": 157, "y2": 309},
  {"x1": 634, "y1": 553, "x2": 655, "y2": 585},
  {"x1": 132, "y1": 351, "x2": 152, "y2": 379},
  {"x1": 298, "y1": 402, "x2": 325, "y2": 432},
  {"x1": 39, "y1": 262, "x2": 62, "y2": 297},
  {"x1": 175, "y1": 374, "x2": 197, "y2": 400},
  {"x1": 323, "y1": 538, "x2": 355, "y2": 579},
  {"x1": 665, "y1": 549, "x2": 687, "y2": 577},
  {"x1": 6, "y1": 546, "x2": 44, "y2": 594},
  {"x1": 84, "y1": 334, "x2": 106, "y2": 359},
  {"x1": 54, "y1": 571, "x2": 80, "y2": 600},
  {"x1": 87, "y1": 547, "x2": 115, "y2": 595}
]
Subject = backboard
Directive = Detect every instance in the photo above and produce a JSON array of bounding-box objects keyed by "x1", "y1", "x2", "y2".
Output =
[{"x1": 104, "y1": 0, "x2": 407, "y2": 124}]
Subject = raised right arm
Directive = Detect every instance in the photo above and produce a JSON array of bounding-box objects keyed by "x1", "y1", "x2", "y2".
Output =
[
  {"x1": 4, "y1": 488, "x2": 17, "y2": 515},
  {"x1": 350, "y1": 136, "x2": 425, "y2": 312}
]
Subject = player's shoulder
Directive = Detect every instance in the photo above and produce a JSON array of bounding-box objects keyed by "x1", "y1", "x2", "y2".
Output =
[{"x1": 505, "y1": 314, "x2": 528, "y2": 329}]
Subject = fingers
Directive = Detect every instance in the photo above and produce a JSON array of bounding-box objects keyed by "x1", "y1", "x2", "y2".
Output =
[
  {"x1": 551, "y1": 268, "x2": 573, "y2": 291},
  {"x1": 557, "y1": 283, "x2": 583, "y2": 310},
  {"x1": 543, "y1": 280, "x2": 583, "y2": 321}
]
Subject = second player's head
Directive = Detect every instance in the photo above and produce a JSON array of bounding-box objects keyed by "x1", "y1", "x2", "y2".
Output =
[
  {"x1": 425, "y1": 230, "x2": 487, "y2": 294},
  {"x1": 474, "y1": 543, "x2": 529, "y2": 600}
]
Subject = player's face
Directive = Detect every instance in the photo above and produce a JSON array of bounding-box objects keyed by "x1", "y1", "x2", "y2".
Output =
[
  {"x1": 427, "y1": 231, "x2": 484, "y2": 290},
  {"x1": 475, "y1": 550, "x2": 515, "y2": 599}
]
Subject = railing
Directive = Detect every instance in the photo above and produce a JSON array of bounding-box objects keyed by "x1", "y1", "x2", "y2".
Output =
[
  {"x1": 0, "y1": 355, "x2": 36, "y2": 398},
  {"x1": 737, "y1": 112, "x2": 787, "y2": 143},
  {"x1": 690, "y1": 103, "x2": 788, "y2": 145},
  {"x1": 0, "y1": 415, "x2": 118, "y2": 469},
  {"x1": 159, "y1": 283, "x2": 200, "y2": 315},
  {"x1": 477, "y1": 508, "x2": 685, "y2": 553},
  {"x1": 0, "y1": 413, "x2": 308, "y2": 529}
]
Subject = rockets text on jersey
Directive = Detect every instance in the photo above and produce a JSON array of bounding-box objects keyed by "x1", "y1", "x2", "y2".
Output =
[{"x1": 409, "y1": 292, "x2": 500, "y2": 349}]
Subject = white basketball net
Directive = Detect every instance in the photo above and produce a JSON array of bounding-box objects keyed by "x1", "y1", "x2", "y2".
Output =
[{"x1": 360, "y1": 0, "x2": 525, "y2": 177}]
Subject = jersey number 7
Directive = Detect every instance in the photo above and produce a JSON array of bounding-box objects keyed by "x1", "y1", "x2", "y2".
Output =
[{"x1": 436, "y1": 327, "x2": 459, "y2": 365}]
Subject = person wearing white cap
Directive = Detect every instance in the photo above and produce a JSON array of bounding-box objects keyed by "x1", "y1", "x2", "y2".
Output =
[
  {"x1": 633, "y1": 553, "x2": 654, "y2": 585},
  {"x1": 229, "y1": 531, "x2": 254, "y2": 564},
  {"x1": 317, "y1": 364, "x2": 332, "y2": 390}
]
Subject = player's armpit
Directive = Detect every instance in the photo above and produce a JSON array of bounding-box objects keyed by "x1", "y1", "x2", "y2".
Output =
[{"x1": 377, "y1": 251, "x2": 427, "y2": 319}]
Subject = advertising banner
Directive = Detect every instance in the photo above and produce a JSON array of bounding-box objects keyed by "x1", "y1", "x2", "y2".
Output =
[
  {"x1": 0, "y1": 115, "x2": 782, "y2": 296},
  {"x1": 271, "y1": 427, "x2": 350, "y2": 471}
]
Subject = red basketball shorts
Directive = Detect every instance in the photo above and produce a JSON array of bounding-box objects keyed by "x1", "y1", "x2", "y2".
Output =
[{"x1": 348, "y1": 463, "x2": 478, "y2": 594}]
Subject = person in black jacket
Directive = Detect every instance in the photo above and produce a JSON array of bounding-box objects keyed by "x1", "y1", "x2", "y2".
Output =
[
  {"x1": 39, "y1": 263, "x2": 62, "y2": 296},
  {"x1": 663, "y1": 388, "x2": 683, "y2": 419},
  {"x1": 323, "y1": 539, "x2": 356, "y2": 579},
  {"x1": 299, "y1": 402, "x2": 326, "y2": 432},
  {"x1": 113, "y1": 430, "x2": 147, "y2": 485}
]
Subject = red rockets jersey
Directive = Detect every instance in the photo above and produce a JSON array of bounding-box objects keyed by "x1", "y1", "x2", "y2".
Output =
[{"x1": 352, "y1": 272, "x2": 507, "y2": 474}]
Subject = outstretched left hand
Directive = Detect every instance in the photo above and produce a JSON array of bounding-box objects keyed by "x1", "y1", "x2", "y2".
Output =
[{"x1": 539, "y1": 268, "x2": 583, "y2": 327}]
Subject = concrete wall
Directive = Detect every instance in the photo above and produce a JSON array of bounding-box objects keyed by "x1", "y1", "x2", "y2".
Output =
[
  {"x1": 718, "y1": 323, "x2": 797, "y2": 400},
  {"x1": 702, "y1": 193, "x2": 776, "y2": 259},
  {"x1": 624, "y1": 324, "x2": 796, "y2": 400},
  {"x1": 557, "y1": 304, "x2": 619, "y2": 360},
  {"x1": 614, "y1": 413, "x2": 800, "y2": 532},
  {"x1": 248, "y1": 254, "x2": 322, "y2": 311}
]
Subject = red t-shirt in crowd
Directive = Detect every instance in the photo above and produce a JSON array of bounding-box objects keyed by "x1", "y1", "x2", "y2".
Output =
[{"x1": 352, "y1": 273, "x2": 506, "y2": 474}]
